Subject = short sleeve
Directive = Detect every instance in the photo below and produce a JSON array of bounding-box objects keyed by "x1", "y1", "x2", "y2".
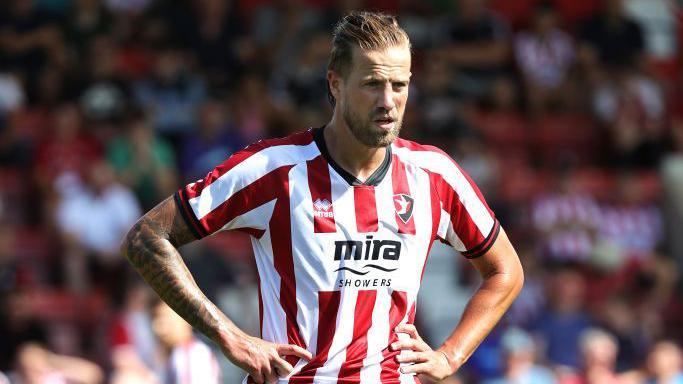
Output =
[
  {"x1": 174, "y1": 146, "x2": 283, "y2": 240},
  {"x1": 432, "y1": 156, "x2": 500, "y2": 259}
]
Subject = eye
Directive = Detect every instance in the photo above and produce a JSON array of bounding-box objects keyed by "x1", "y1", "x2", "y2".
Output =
[
  {"x1": 393, "y1": 82, "x2": 408, "y2": 90},
  {"x1": 365, "y1": 80, "x2": 382, "y2": 88}
]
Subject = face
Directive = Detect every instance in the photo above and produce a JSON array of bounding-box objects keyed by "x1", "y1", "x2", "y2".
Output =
[
  {"x1": 649, "y1": 342, "x2": 682, "y2": 376},
  {"x1": 329, "y1": 44, "x2": 411, "y2": 147}
]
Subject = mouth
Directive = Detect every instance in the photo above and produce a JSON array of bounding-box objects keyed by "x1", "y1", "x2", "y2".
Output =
[{"x1": 373, "y1": 117, "x2": 395, "y2": 131}]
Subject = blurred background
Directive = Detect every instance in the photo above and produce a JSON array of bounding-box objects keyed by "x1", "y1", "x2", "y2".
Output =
[{"x1": 0, "y1": 0, "x2": 681, "y2": 382}]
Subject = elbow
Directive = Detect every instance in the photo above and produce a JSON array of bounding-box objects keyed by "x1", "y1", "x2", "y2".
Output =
[
  {"x1": 497, "y1": 259, "x2": 524, "y2": 301},
  {"x1": 120, "y1": 221, "x2": 141, "y2": 263},
  {"x1": 512, "y1": 262, "x2": 524, "y2": 298},
  {"x1": 507, "y1": 260, "x2": 524, "y2": 300}
]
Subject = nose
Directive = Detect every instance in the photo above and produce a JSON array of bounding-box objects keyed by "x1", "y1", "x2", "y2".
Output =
[{"x1": 377, "y1": 83, "x2": 396, "y2": 111}]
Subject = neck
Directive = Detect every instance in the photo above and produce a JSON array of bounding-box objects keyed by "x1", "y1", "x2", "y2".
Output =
[{"x1": 324, "y1": 111, "x2": 388, "y2": 183}]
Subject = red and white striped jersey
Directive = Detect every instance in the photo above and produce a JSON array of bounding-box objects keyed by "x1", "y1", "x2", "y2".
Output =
[{"x1": 175, "y1": 127, "x2": 499, "y2": 383}]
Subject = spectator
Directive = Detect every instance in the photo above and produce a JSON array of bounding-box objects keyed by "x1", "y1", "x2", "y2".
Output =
[
  {"x1": 186, "y1": 0, "x2": 248, "y2": 89},
  {"x1": 105, "y1": 0, "x2": 153, "y2": 15},
  {"x1": 0, "y1": 110, "x2": 33, "y2": 169},
  {"x1": 505, "y1": 246, "x2": 546, "y2": 328},
  {"x1": 596, "y1": 173, "x2": 663, "y2": 262},
  {"x1": 55, "y1": 160, "x2": 140, "y2": 293},
  {"x1": 592, "y1": 69, "x2": 665, "y2": 168},
  {"x1": 514, "y1": 1, "x2": 575, "y2": 114},
  {"x1": 229, "y1": 73, "x2": 283, "y2": 141},
  {"x1": 534, "y1": 268, "x2": 594, "y2": 369},
  {"x1": 61, "y1": 0, "x2": 114, "y2": 61},
  {"x1": 418, "y1": 52, "x2": 477, "y2": 139},
  {"x1": 436, "y1": 0, "x2": 511, "y2": 100},
  {"x1": 108, "y1": 283, "x2": 156, "y2": 370},
  {"x1": 179, "y1": 98, "x2": 244, "y2": 181},
  {"x1": 661, "y1": 116, "x2": 683, "y2": 263},
  {"x1": 532, "y1": 169, "x2": 600, "y2": 262},
  {"x1": 0, "y1": 0, "x2": 66, "y2": 101},
  {"x1": 0, "y1": 290, "x2": 48, "y2": 372},
  {"x1": 646, "y1": 341, "x2": 683, "y2": 384},
  {"x1": 279, "y1": 32, "x2": 331, "y2": 114},
  {"x1": 572, "y1": 328, "x2": 621, "y2": 384},
  {"x1": 579, "y1": 0, "x2": 645, "y2": 71},
  {"x1": 33, "y1": 103, "x2": 101, "y2": 191},
  {"x1": 133, "y1": 42, "x2": 206, "y2": 151},
  {"x1": 150, "y1": 299, "x2": 221, "y2": 384},
  {"x1": 0, "y1": 72, "x2": 25, "y2": 114},
  {"x1": 483, "y1": 328, "x2": 557, "y2": 384},
  {"x1": 597, "y1": 295, "x2": 651, "y2": 371},
  {"x1": 9, "y1": 342, "x2": 103, "y2": 384},
  {"x1": 107, "y1": 108, "x2": 176, "y2": 210},
  {"x1": 78, "y1": 36, "x2": 131, "y2": 123}
]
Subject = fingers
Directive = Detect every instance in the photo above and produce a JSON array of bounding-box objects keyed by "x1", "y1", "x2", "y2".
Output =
[
  {"x1": 395, "y1": 323, "x2": 421, "y2": 340},
  {"x1": 397, "y1": 351, "x2": 453, "y2": 381},
  {"x1": 396, "y1": 350, "x2": 429, "y2": 364},
  {"x1": 276, "y1": 344, "x2": 313, "y2": 361},
  {"x1": 245, "y1": 343, "x2": 310, "y2": 384},
  {"x1": 246, "y1": 373, "x2": 263, "y2": 384},
  {"x1": 248, "y1": 370, "x2": 278, "y2": 384},
  {"x1": 247, "y1": 358, "x2": 290, "y2": 384},
  {"x1": 264, "y1": 369, "x2": 279, "y2": 384},
  {"x1": 272, "y1": 355, "x2": 295, "y2": 377},
  {"x1": 400, "y1": 361, "x2": 431, "y2": 376},
  {"x1": 391, "y1": 337, "x2": 430, "y2": 352}
]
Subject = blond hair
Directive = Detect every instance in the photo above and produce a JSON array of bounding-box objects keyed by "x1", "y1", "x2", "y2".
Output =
[{"x1": 327, "y1": 11, "x2": 411, "y2": 106}]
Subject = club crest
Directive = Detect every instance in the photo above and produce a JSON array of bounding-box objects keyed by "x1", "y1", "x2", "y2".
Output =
[{"x1": 393, "y1": 194, "x2": 414, "y2": 223}]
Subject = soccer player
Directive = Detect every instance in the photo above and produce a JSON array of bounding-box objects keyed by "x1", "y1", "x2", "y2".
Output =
[{"x1": 122, "y1": 11, "x2": 523, "y2": 384}]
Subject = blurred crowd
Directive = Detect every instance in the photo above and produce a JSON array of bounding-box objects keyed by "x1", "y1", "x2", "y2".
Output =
[{"x1": 0, "y1": 0, "x2": 681, "y2": 382}]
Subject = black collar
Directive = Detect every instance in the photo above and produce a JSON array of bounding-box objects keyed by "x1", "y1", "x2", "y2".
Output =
[{"x1": 312, "y1": 126, "x2": 392, "y2": 187}]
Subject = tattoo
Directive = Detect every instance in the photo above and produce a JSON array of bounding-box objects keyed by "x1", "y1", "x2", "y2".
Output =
[{"x1": 121, "y1": 196, "x2": 229, "y2": 342}]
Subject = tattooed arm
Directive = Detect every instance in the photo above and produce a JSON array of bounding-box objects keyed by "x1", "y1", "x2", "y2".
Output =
[{"x1": 121, "y1": 196, "x2": 311, "y2": 383}]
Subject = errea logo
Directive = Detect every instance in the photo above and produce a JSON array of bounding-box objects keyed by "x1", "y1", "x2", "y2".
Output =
[{"x1": 313, "y1": 198, "x2": 334, "y2": 218}]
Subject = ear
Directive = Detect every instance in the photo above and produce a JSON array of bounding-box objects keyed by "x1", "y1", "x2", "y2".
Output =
[{"x1": 327, "y1": 70, "x2": 343, "y2": 103}]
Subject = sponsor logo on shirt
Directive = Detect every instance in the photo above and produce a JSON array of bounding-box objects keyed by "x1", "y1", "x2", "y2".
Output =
[{"x1": 332, "y1": 236, "x2": 400, "y2": 276}]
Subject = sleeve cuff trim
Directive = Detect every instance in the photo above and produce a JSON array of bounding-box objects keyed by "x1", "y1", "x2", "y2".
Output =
[
  {"x1": 462, "y1": 219, "x2": 500, "y2": 259},
  {"x1": 174, "y1": 189, "x2": 206, "y2": 240}
]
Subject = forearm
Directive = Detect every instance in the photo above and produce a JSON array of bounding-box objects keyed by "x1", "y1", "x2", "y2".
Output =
[
  {"x1": 121, "y1": 202, "x2": 244, "y2": 348},
  {"x1": 437, "y1": 266, "x2": 523, "y2": 369}
]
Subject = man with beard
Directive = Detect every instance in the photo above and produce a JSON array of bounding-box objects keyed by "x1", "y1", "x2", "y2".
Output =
[{"x1": 122, "y1": 11, "x2": 524, "y2": 384}]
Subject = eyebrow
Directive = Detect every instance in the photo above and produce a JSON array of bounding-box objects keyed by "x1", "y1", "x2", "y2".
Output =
[{"x1": 362, "y1": 75, "x2": 411, "y2": 82}]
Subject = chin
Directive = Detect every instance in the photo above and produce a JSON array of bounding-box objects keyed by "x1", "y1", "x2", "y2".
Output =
[
  {"x1": 374, "y1": 129, "x2": 400, "y2": 147},
  {"x1": 347, "y1": 119, "x2": 401, "y2": 148},
  {"x1": 375, "y1": 136, "x2": 397, "y2": 147}
]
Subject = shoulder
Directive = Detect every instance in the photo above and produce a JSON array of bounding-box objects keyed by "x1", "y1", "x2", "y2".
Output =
[
  {"x1": 191, "y1": 129, "x2": 318, "y2": 187},
  {"x1": 392, "y1": 137, "x2": 460, "y2": 173},
  {"x1": 227, "y1": 129, "x2": 319, "y2": 171},
  {"x1": 242, "y1": 129, "x2": 316, "y2": 154},
  {"x1": 393, "y1": 137, "x2": 448, "y2": 155}
]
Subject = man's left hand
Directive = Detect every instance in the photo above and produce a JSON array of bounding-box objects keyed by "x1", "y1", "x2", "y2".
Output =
[{"x1": 390, "y1": 324, "x2": 455, "y2": 382}]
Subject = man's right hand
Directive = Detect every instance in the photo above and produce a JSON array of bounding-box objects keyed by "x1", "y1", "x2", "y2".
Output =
[{"x1": 223, "y1": 335, "x2": 312, "y2": 384}]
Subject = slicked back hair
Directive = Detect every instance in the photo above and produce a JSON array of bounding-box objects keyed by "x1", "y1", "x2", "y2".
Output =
[{"x1": 326, "y1": 11, "x2": 411, "y2": 107}]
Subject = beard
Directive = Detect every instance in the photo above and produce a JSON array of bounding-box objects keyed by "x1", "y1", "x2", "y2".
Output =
[{"x1": 343, "y1": 103, "x2": 402, "y2": 148}]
